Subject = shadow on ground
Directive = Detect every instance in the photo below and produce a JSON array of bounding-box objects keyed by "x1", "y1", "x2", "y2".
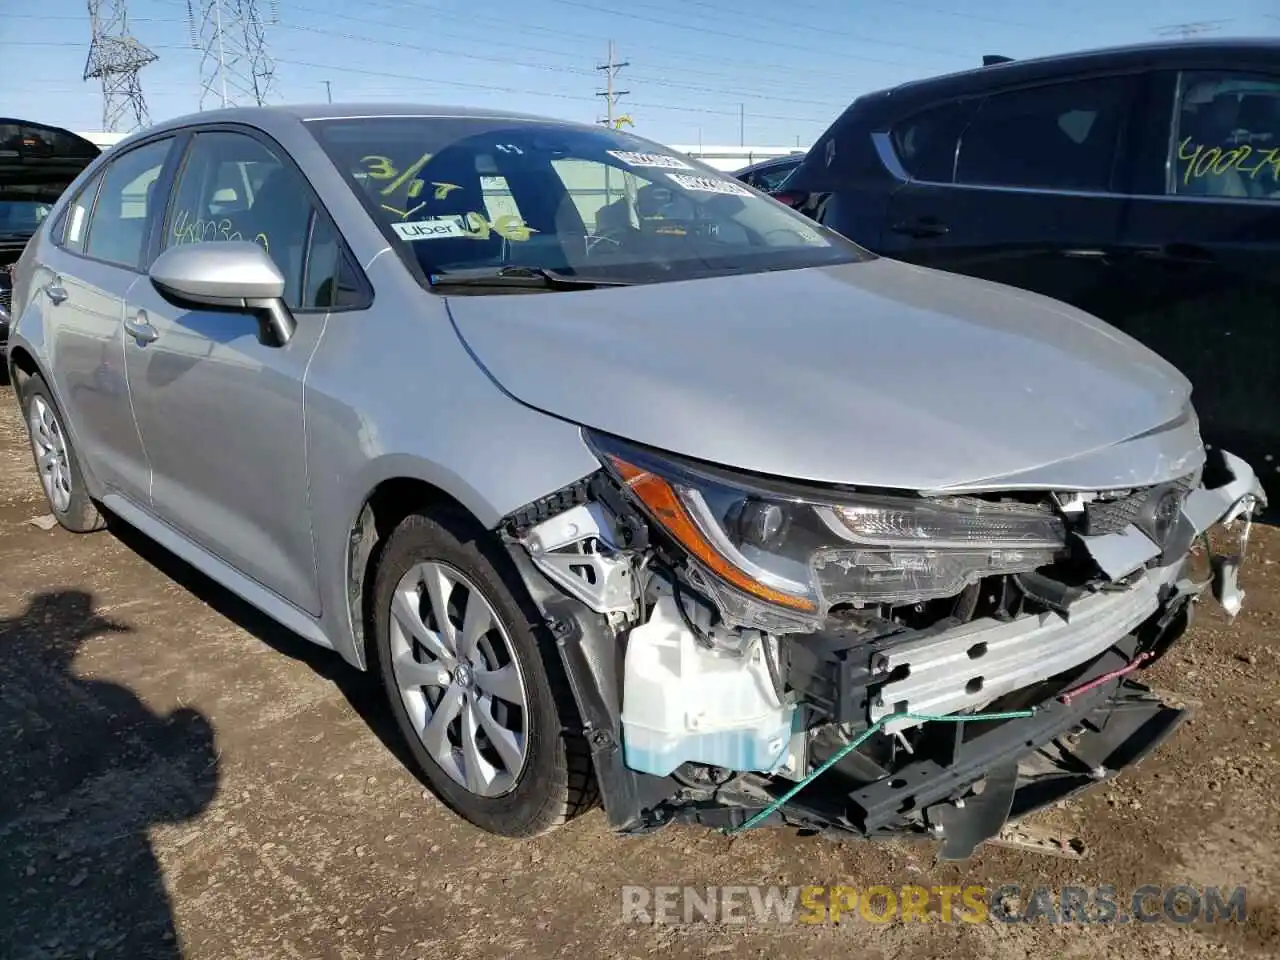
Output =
[
  {"x1": 103, "y1": 516, "x2": 422, "y2": 784},
  {"x1": 0, "y1": 590, "x2": 219, "y2": 960}
]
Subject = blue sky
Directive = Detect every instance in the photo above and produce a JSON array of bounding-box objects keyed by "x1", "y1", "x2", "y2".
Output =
[{"x1": 2, "y1": 0, "x2": 1279, "y2": 146}]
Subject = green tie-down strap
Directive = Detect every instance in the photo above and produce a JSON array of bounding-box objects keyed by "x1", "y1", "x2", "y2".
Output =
[{"x1": 721, "y1": 708, "x2": 1038, "y2": 835}]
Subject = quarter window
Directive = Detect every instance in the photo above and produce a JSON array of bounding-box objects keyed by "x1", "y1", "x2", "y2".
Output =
[
  {"x1": 60, "y1": 170, "x2": 104, "y2": 255},
  {"x1": 890, "y1": 99, "x2": 980, "y2": 183},
  {"x1": 1169, "y1": 72, "x2": 1280, "y2": 201},
  {"x1": 954, "y1": 77, "x2": 1133, "y2": 192},
  {"x1": 82, "y1": 138, "x2": 173, "y2": 268}
]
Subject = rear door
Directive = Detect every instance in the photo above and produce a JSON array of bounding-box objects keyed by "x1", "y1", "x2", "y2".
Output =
[
  {"x1": 38, "y1": 136, "x2": 177, "y2": 501},
  {"x1": 1114, "y1": 67, "x2": 1280, "y2": 488},
  {"x1": 878, "y1": 73, "x2": 1140, "y2": 320}
]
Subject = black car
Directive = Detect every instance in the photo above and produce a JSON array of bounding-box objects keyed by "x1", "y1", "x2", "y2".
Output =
[
  {"x1": 732, "y1": 153, "x2": 804, "y2": 191},
  {"x1": 0, "y1": 118, "x2": 100, "y2": 361},
  {"x1": 782, "y1": 38, "x2": 1280, "y2": 502}
]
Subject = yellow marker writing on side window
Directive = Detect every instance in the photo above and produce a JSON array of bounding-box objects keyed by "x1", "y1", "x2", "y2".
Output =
[{"x1": 1178, "y1": 137, "x2": 1280, "y2": 185}]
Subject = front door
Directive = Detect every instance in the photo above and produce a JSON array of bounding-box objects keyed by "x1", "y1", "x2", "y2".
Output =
[
  {"x1": 1115, "y1": 68, "x2": 1280, "y2": 499},
  {"x1": 123, "y1": 128, "x2": 331, "y2": 614}
]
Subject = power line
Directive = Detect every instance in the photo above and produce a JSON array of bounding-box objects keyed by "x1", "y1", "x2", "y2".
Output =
[
  {"x1": 278, "y1": 0, "x2": 920, "y2": 83},
  {"x1": 269, "y1": 9, "x2": 857, "y2": 108},
  {"x1": 267, "y1": 55, "x2": 836, "y2": 124},
  {"x1": 84, "y1": 0, "x2": 159, "y2": 132}
]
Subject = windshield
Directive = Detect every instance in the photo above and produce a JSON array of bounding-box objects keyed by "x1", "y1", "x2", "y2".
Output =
[
  {"x1": 308, "y1": 116, "x2": 870, "y2": 286},
  {"x1": 0, "y1": 200, "x2": 52, "y2": 236}
]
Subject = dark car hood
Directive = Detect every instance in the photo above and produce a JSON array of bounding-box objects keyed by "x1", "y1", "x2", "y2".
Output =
[
  {"x1": 446, "y1": 258, "x2": 1199, "y2": 492},
  {"x1": 0, "y1": 118, "x2": 100, "y2": 206}
]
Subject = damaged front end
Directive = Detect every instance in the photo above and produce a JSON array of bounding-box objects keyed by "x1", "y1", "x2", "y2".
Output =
[{"x1": 501, "y1": 431, "x2": 1265, "y2": 859}]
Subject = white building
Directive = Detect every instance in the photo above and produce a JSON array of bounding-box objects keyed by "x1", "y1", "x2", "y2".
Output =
[{"x1": 668, "y1": 145, "x2": 808, "y2": 172}]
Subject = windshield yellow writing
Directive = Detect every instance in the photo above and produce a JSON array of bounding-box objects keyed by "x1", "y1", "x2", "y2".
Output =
[
  {"x1": 1177, "y1": 137, "x2": 1280, "y2": 185},
  {"x1": 462, "y1": 212, "x2": 537, "y2": 241}
]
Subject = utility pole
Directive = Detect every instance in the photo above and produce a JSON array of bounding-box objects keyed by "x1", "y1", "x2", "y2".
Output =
[
  {"x1": 323, "y1": 80, "x2": 332, "y2": 103},
  {"x1": 739, "y1": 103, "x2": 744, "y2": 147},
  {"x1": 596, "y1": 40, "x2": 629, "y2": 128}
]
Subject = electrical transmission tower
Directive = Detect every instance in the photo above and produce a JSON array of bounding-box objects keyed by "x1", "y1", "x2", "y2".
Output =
[
  {"x1": 187, "y1": 0, "x2": 279, "y2": 109},
  {"x1": 596, "y1": 41, "x2": 630, "y2": 129},
  {"x1": 84, "y1": 0, "x2": 159, "y2": 133}
]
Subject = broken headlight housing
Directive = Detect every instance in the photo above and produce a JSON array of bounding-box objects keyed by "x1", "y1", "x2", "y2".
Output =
[{"x1": 589, "y1": 432, "x2": 1067, "y2": 624}]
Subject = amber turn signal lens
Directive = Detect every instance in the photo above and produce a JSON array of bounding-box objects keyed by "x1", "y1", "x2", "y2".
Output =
[{"x1": 608, "y1": 455, "x2": 817, "y2": 613}]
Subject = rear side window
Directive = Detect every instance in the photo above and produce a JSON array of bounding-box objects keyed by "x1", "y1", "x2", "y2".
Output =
[
  {"x1": 1169, "y1": 72, "x2": 1280, "y2": 201},
  {"x1": 955, "y1": 76, "x2": 1133, "y2": 192},
  {"x1": 60, "y1": 170, "x2": 104, "y2": 255},
  {"x1": 890, "y1": 99, "x2": 981, "y2": 182},
  {"x1": 83, "y1": 138, "x2": 173, "y2": 268}
]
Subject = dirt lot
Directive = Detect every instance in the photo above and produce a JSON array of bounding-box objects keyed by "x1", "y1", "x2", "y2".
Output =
[{"x1": 1, "y1": 382, "x2": 1278, "y2": 960}]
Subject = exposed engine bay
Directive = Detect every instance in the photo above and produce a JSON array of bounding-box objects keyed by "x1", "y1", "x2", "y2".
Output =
[{"x1": 501, "y1": 430, "x2": 1265, "y2": 860}]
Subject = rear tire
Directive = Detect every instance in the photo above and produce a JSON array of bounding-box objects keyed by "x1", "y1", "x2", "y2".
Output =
[
  {"x1": 21, "y1": 373, "x2": 105, "y2": 533},
  {"x1": 372, "y1": 506, "x2": 597, "y2": 837}
]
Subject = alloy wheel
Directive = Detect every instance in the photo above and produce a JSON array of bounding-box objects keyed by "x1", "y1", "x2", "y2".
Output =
[
  {"x1": 388, "y1": 561, "x2": 530, "y2": 797},
  {"x1": 28, "y1": 395, "x2": 72, "y2": 514}
]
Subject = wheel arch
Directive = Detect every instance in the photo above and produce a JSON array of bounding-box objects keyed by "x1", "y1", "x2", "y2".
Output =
[{"x1": 343, "y1": 472, "x2": 493, "y2": 673}]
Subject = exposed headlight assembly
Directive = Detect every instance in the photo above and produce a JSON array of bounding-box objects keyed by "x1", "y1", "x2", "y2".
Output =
[{"x1": 589, "y1": 432, "x2": 1066, "y2": 628}]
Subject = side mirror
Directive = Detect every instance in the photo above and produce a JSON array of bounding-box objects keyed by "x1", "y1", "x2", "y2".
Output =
[{"x1": 149, "y1": 241, "x2": 296, "y2": 347}]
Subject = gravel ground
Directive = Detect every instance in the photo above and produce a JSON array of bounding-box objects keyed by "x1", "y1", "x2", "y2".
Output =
[{"x1": 1, "y1": 382, "x2": 1278, "y2": 960}]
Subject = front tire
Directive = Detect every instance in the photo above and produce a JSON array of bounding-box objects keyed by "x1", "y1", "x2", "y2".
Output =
[
  {"x1": 372, "y1": 507, "x2": 597, "y2": 837},
  {"x1": 21, "y1": 373, "x2": 105, "y2": 533}
]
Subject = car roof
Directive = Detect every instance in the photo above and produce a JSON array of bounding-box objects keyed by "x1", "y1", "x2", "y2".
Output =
[
  {"x1": 135, "y1": 103, "x2": 597, "y2": 138},
  {"x1": 885, "y1": 37, "x2": 1280, "y2": 102}
]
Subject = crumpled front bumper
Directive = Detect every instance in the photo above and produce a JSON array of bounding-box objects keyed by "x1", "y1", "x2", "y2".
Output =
[
  {"x1": 870, "y1": 448, "x2": 1266, "y2": 735},
  {"x1": 723, "y1": 448, "x2": 1267, "y2": 853},
  {"x1": 533, "y1": 446, "x2": 1266, "y2": 854}
]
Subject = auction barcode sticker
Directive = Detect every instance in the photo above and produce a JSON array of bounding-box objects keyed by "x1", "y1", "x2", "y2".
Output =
[
  {"x1": 667, "y1": 174, "x2": 753, "y2": 196},
  {"x1": 607, "y1": 150, "x2": 694, "y2": 170}
]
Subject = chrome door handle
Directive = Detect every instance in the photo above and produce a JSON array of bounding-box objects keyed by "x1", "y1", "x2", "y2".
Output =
[
  {"x1": 124, "y1": 311, "x2": 159, "y2": 344},
  {"x1": 45, "y1": 278, "x2": 68, "y2": 305}
]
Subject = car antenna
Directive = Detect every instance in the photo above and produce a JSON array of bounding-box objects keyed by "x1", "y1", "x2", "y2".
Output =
[{"x1": 983, "y1": 54, "x2": 1015, "y2": 66}]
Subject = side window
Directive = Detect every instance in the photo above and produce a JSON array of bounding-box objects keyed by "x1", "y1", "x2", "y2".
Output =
[
  {"x1": 891, "y1": 99, "x2": 981, "y2": 182},
  {"x1": 755, "y1": 163, "x2": 797, "y2": 191},
  {"x1": 1170, "y1": 72, "x2": 1280, "y2": 201},
  {"x1": 82, "y1": 139, "x2": 173, "y2": 268},
  {"x1": 955, "y1": 76, "x2": 1133, "y2": 192},
  {"x1": 165, "y1": 131, "x2": 316, "y2": 308},
  {"x1": 60, "y1": 170, "x2": 105, "y2": 255}
]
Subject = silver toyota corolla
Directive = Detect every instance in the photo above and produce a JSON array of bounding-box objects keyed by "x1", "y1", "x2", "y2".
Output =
[{"x1": 6, "y1": 104, "x2": 1266, "y2": 856}]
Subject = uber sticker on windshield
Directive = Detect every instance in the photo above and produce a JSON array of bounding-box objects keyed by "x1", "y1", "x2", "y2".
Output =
[
  {"x1": 666, "y1": 174, "x2": 752, "y2": 196},
  {"x1": 606, "y1": 150, "x2": 694, "y2": 170},
  {"x1": 391, "y1": 216, "x2": 470, "y2": 241}
]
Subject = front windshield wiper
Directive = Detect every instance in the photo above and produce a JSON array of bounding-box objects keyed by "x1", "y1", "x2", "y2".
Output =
[{"x1": 428, "y1": 265, "x2": 632, "y2": 290}]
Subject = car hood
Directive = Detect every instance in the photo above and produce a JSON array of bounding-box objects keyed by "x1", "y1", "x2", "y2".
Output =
[{"x1": 446, "y1": 258, "x2": 1200, "y2": 492}]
